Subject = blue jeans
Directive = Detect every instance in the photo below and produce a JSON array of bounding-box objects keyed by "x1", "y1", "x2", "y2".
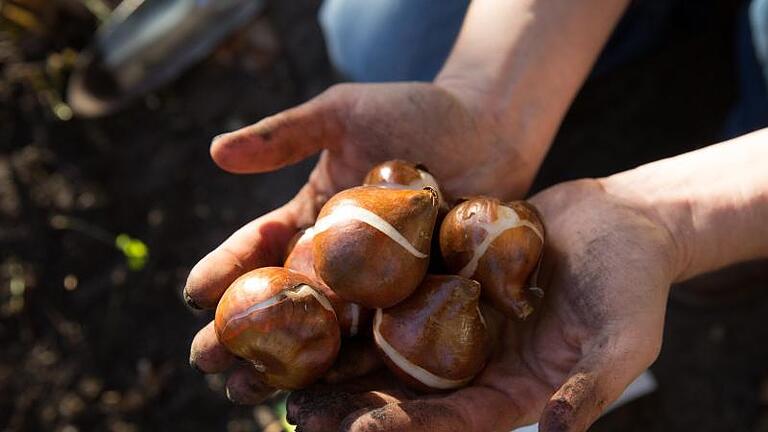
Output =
[{"x1": 320, "y1": 0, "x2": 768, "y2": 138}]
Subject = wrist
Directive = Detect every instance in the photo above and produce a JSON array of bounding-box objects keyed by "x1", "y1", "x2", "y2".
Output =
[
  {"x1": 599, "y1": 132, "x2": 768, "y2": 282},
  {"x1": 597, "y1": 174, "x2": 693, "y2": 283},
  {"x1": 434, "y1": 69, "x2": 555, "y2": 143},
  {"x1": 433, "y1": 75, "x2": 554, "y2": 197},
  {"x1": 433, "y1": 72, "x2": 510, "y2": 135}
]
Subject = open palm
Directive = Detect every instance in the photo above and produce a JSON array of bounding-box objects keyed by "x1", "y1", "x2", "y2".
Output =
[
  {"x1": 285, "y1": 179, "x2": 676, "y2": 432},
  {"x1": 185, "y1": 83, "x2": 676, "y2": 431}
]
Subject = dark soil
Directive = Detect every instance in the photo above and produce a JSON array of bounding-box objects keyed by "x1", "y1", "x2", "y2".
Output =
[{"x1": 1, "y1": 1, "x2": 766, "y2": 431}]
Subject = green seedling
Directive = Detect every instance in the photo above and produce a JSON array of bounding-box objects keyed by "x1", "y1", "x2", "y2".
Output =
[
  {"x1": 51, "y1": 215, "x2": 149, "y2": 271},
  {"x1": 115, "y1": 234, "x2": 149, "y2": 271}
]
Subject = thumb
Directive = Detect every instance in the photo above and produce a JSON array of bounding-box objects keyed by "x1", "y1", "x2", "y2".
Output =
[
  {"x1": 211, "y1": 86, "x2": 347, "y2": 173},
  {"x1": 539, "y1": 335, "x2": 659, "y2": 432}
]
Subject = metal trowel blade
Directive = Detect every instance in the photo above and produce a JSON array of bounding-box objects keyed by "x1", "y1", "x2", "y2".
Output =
[{"x1": 68, "y1": 0, "x2": 266, "y2": 117}]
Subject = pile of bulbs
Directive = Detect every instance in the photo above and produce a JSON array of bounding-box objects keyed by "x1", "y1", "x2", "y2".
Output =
[{"x1": 214, "y1": 160, "x2": 545, "y2": 393}]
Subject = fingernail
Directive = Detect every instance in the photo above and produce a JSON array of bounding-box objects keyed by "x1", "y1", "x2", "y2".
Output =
[
  {"x1": 183, "y1": 290, "x2": 201, "y2": 310},
  {"x1": 542, "y1": 398, "x2": 574, "y2": 432},
  {"x1": 225, "y1": 386, "x2": 241, "y2": 405}
]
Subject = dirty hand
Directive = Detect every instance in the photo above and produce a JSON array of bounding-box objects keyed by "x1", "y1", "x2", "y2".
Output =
[
  {"x1": 183, "y1": 81, "x2": 540, "y2": 400},
  {"x1": 286, "y1": 179, "x2": 676, "y2": 431}
]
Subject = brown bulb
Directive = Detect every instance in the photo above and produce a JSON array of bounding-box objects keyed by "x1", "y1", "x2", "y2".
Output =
[
  {"x1": 363, "y1": 160, "x2": 452, "y2": 274},
  {"x1": 373, "y1": 275, "x2": 490, "y2": 392},
  {"x1": 284, "y1": 227, "x2": 372, "y2": 337},
  {"x1": 364, "y1": 160, "x2": 446, "y2": 208},
  {"x1": 214, "y1": 267, "x2": 341, "y2": 390},
  {"x1": 312, "y1": 186, "x2": 439, "y2": 308},
  {"x1": 440, "y1": 197, "x2": 545, "y2": 319}
]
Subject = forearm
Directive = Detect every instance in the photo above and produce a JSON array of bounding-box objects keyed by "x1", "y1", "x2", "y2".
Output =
[
  {"x1": 600, "y1": 129, "x2": 768, "y2": 282},
  {"x1": 436, "y1": 0, "x2": 629, "y2": 164}
]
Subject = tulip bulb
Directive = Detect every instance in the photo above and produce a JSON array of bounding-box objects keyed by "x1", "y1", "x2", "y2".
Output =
[
  {"x1": 364, "y1": 160, "x2": 446, "y2": 208},
  {"x1": 312, "y1": 186, "x2": 439, "y2": 308},
  {"x1": 439, "y1": 197, "x2": 545, "y2": 319},
  {"x1": 215, "y1": 267, "x2": 341, "y2": 389},
  {"x1": 373, "y1": 275, "x2": 491, "y2": 391}
]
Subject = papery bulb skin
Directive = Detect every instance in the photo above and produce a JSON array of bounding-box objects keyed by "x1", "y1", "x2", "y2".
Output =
[
  {"x1": 312, "y1": 186, "x2": 439, "y2": 308},
  {"x1": 373, "y1": 275, "x2": 491, "y2": 392},
  {"x1": 214, "y1": 267, "x2": 341, "y2": 390},
  {"x1": 285, "y1": 227, "x2": 372, "y2": 337},
  {"x1": 440, "y1": 197, "x2": 545, "y2": 319}
]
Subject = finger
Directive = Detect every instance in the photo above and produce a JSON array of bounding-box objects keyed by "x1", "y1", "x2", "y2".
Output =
[
  {"x1": 211, "y1": 87, "x2": 347, "y2": 174},
  {"x1": 287, "y1": 388, "x2": 407, "y2": 432},
  {"x1": 190, "y1": 321, "x2": 234, "y2": 373},
  {"x1": 183, "y1": 200, "x2": 301, "y2": 309},
  {"x1": 225, "y1": 365, "x2": 277, "y2": 405},
  {"x1": 341, "y1": 385, "x2": 517, "y2": 432},
  {"x1": 539, "y1": 335, "x2": 658, "y2": 432},
  {"x1": 323, "y1": 339, "x2": 383, "y2": 384}
]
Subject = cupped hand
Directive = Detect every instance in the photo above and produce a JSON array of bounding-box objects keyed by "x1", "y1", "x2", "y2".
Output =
[
  {"x1": 185, "y1": 81, "x2": 536, "y2": 401},
  {"x1": 285, "y1": 179, "x2": 680, "y2": 432}
]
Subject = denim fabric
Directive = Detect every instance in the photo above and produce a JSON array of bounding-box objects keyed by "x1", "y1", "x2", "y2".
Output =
[
  {"x1": 725, "y1": 0, "x2": 768, "y2": 137},
  {"x1": 750, "y1": 0, "x2": 768, "y2": 86},
  {"x1": 319, "y1": 0, "x2": 469, "y2": 82},
  {"x1": 320, "y1": 0, "x2": 694, "y2": 82}
]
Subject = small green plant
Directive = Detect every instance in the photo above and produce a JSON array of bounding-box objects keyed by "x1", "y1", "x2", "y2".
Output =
[
  {"x1": 115, "y1": 234, "x2": 149, "y2": 271},
  {"x1": 51, "y1": 215, "x2": 149, "y2": 271}
]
